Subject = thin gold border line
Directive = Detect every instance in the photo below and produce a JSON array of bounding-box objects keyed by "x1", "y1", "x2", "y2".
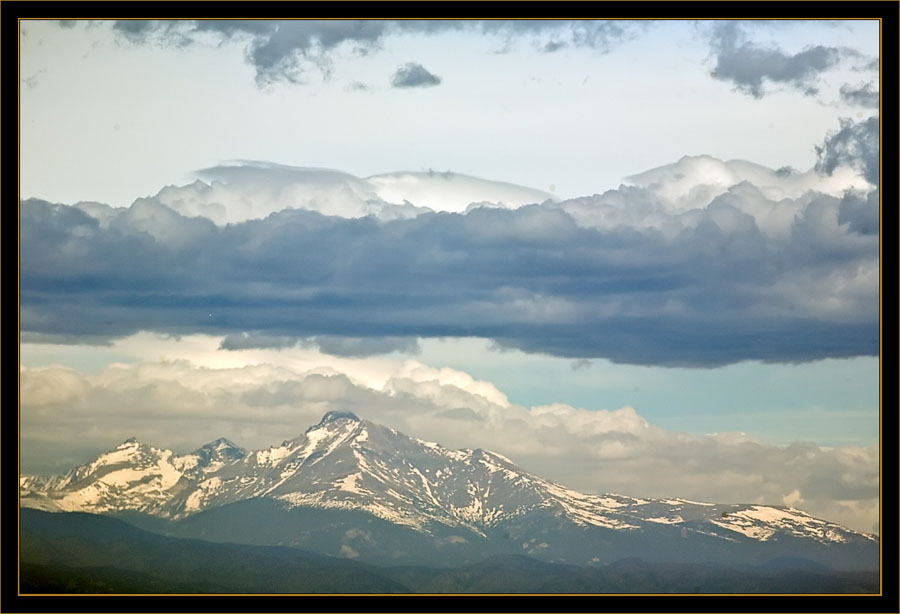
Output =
[
  {"x1": 877, "y1": 13, "x2": 883, "y2": 598},
  {"x1": 16, "y1": 10, "x2": 22, "y2": 600}
]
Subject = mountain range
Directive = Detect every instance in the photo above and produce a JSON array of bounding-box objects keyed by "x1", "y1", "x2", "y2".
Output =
[
  {"x1": 20, "y1": 411, "x2": 879, "y2": 575},
  {"x1": 20, "y1": 508, "x2": 878, "y2": 595}
]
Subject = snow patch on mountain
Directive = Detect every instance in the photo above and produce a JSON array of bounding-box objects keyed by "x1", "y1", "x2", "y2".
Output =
[
  {"x1": 87, "y1": 440, "x2": 143, "y2": 470},
  {"x1": 173, "y1": 454, "x2": 201, "y2": 472},
  {"x1": 711, "y1": 505, "x2": 869, "y2": 543},
  {"x1": 645, "y1": 515, "x2": 685, "y2": 525},
  {"x1": 255, "y1": 444, "x2": 298, "y2": 467},
  {"x1": 184, "y1": 477, "x2": 224, "y2": 513}
]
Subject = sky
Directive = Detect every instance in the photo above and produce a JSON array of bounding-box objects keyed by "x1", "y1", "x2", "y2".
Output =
[{"x1": 19, "y1": 19, "x2": 880, "y2": 534}]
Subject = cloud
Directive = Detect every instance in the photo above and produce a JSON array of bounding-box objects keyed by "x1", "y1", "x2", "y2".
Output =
[
  {"x1": 541, "y1": 40, "x2": 567, "y2": 53},
  {"x1": 622, "y1": 154, "x2": 869, "y2": 222},
  {"x1": 314, "y1": 336, "x2": 421, "y2": 357},
  {"x1": 853, "y1": 57, "x2": 879, "y2": 72},
  {"x1": 111, "y1": 20, "x2": 390, "y2": 86},
  {"x1": 837, "y1": 189, "x2": 879, "y2": 236},
  {"x1": 571, "y1": 358, "x2": 592, "y2": 371},
  {"x1": 815, "y1": 115, "x2": 879, "y2": 185},
  {"x1": 106, "y1": 20, "x2": 644, "y2": 86},
  {"x1": 18, "y1": 360, "x2": 879, "y2": 534},
  {"x1": 708, "y1": 22, "x2": 848, "y2": 98},
  {"x1": 19, "y1": 138, "x2": 878, "y2": 367},
  {"x1": 839, "y1": 81, "x2": 879, "y2": 109},
  {"x1": 220, "y1": 334, "x2": 423, "y2": 358},
  {"x1": 385, "y1": 360, "x2": 511, "y2": 408},
  {"x1": 113, "y1": 19, "x2": 196, "y2": 48},
  {"x1": 143, "y1": 161, "x2": 551, "y2": 225},
  {"x1": 219, "y1": 332, "x2": 301, "y2": 351},
  {"x1": 391, "y1": 62, "x2": 441, "y2": 88},
  {"x1": 367, "y1": 170, "x2": 553, "y2": 213}
]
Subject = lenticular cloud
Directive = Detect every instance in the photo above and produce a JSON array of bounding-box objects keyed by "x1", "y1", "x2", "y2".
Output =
[{"x1": 149, "y1": 161, "x2": 555, "y2": 224}]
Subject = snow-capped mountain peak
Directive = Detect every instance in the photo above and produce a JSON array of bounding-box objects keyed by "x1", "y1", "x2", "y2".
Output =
[
  {"x1": 20, "y1": 413, "x2": 876, "y2": 569},
  {"x1": 307, "y1": 410, "x2": 361, "y2": 432}
]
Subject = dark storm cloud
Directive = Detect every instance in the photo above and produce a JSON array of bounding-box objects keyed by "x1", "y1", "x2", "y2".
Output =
[
  {"x1": 108, "y1": 20, "x2": 643, "y2": 86},
  {"x1": 839, "y1": 82, "x2": 879, "y2": 109},
  {"x1": 837, "y1": 189, "x2": 879, "y2": 236},
  {"x1": 815, "y1": 115, "x2": 879, "y2": 185},
  {"x1": 709, "y1": 22, "x2": 846, "y2": 98},
  {"x1": 112, "y1": 20, "x2": 389, "y2": 85},
  {"x1": 219, "y1": 333, "x2": 301, "y2": 351},
  {"x1": 219, "y1": 332, "x2": 420, "y2": 357},
  {"x1": 314, "y1": 335, "x2": 421, "y2": 357},
  {"x1": 20, "y1": 170, "x2": 878, "y2": 366},
  {"x1": 113, "y1": 20, "x2": 195, "y2": 47},
  {"x1": 391, "y1": 63, "x2": 441, "y2": 88}
]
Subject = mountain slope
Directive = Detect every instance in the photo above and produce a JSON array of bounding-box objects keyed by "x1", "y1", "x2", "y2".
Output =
[
  {"x1": 20, "y1": 509, "x2": 878, "y2": 594},
  {"x1": 19, "y1": 508, "x2": 409, "y2": 593}
]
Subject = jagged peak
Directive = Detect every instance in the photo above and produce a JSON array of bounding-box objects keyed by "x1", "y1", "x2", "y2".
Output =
[
  {"x1": 306, "y1": 411, "x2": 360, "y2": 432},
  {"x1": 119, "y1": 437, "x2": 140, "y2": 446},
  {"x1": 195, "y1": 437, "x2": 247, "y2": 461},
  {"x1": 202, "y1": 437, "x2": 243, "y2": 450}
]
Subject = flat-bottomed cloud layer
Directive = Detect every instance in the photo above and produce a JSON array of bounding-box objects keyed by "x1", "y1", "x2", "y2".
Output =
[{"x1": 21, "y1": 128, "x2": 878, "y2": 367}]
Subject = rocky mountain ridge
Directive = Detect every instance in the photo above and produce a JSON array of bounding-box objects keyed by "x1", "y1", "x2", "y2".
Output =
[{"x1": 20, "y1": 411, "x2": 878, "y2": 569}]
